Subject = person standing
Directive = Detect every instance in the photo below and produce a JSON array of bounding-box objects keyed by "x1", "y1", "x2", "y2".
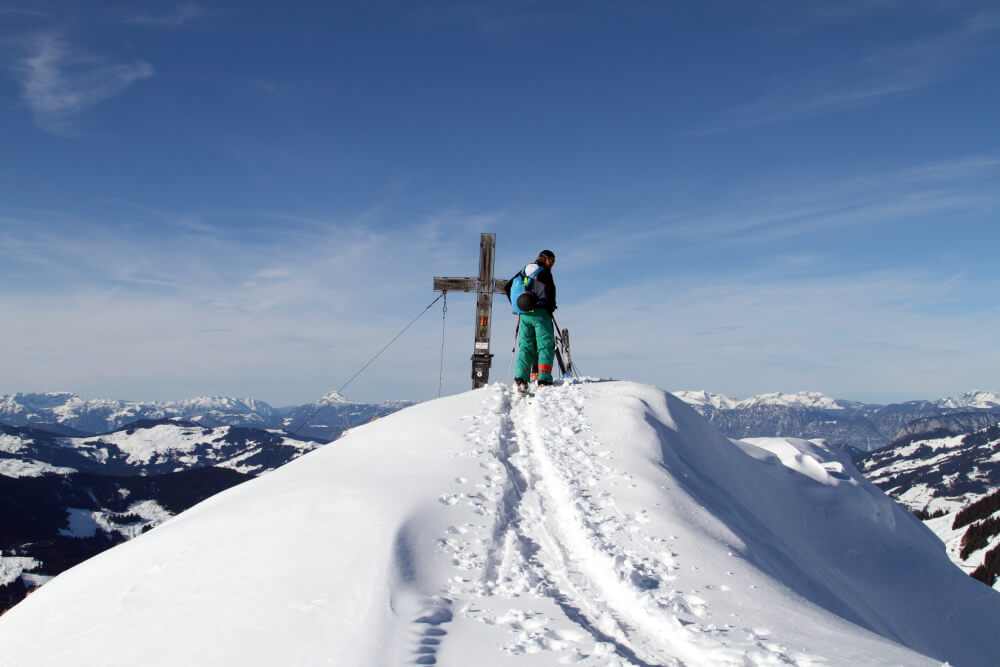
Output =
[{"x1": 506, "y1": 250, "x2": 557, "y2": 391}]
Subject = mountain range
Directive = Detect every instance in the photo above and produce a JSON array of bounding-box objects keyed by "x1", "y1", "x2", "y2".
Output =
[
  {"x1": 6, "y1": 388, "x2": 1000, "y2": 453},
  {"x1": 673, "y1": 389, "x2": 1000, "y2": 451},
  {"x1": 0, "y1": 390, "x2": 414, "y2": 442},
  {"x1": 2, "y1": 380, "x2": 999, "y2": 666}
]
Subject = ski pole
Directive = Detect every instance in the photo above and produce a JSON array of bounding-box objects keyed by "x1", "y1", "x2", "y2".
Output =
[{"x1": 506, "y1": 317, "x2": 519, "y2": 384}]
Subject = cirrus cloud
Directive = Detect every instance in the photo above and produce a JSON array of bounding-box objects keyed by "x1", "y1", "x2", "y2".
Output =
[{"x1": 16, "y1": 34, "x2": 154, "y2": 133}]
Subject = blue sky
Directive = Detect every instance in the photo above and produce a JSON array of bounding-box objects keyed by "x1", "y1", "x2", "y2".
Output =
[{"x1": 1, "y1": 1, "x2": 998, "y2": 406}]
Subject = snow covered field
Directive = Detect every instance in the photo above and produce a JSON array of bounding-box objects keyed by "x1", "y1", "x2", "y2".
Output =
[{"x1": 2, "y1": 380, "x2": 998, "y2": 666}]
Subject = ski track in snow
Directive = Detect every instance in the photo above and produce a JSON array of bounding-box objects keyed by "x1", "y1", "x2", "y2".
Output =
[{"x1": 429, "y1": 380, "x2": 811, "y2": 666}]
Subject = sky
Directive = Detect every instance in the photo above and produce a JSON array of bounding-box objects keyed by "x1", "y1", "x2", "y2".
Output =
[{"x1": 1, "y1": 0, "x2": 998, "y2": 407}]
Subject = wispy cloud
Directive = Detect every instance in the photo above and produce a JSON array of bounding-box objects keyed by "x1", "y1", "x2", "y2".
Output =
[
  {"x1": 0, "y1": 201, "x2": 503, "y2": 320},
  {"x1": 0, "y1": 204, "x2": 510, "y2": 402},
  {"x1": 2, "y1": 195, "x2": 996, "y2": 404},
  {"x1": 16, "y1": 34, "x2": 153, "y2": 133},
  {"x1": 570, "y1": 267, "x2": 1000, "y2": 403},
  {"x1": 0, "y1": 6, "x2": 48, "y2": 18},
  {"x1": 900, "y1": 155, "x2": 1000, "y2": 182},
  {"x1": 121, "y1": 2, "x2": 208, "y2": 28},
  {"x1": 570, "y1": 153, "x2": 1000, "y2": 260},
  {"x1": 698, "y1": 9, "x2": 1000, "y2": 134}
]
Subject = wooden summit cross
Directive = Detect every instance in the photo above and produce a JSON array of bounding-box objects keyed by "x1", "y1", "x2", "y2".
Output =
[{"x1": 433, "y1": 233, "x2": 508, "y2": 389}]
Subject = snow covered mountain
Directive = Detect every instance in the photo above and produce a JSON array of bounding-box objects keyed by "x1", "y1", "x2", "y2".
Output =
[
  {"x1": 0, "y1": 419, "x2": 321, "y2": 477},
  {"x1": 0, "y1": 391, "x2": 413, "y2": 441},
  {"x1": 857, "y1": 423, "x2": 1000, "y2": 589},
  {"x1": 2, "y1": 380, "x2": 998, "y2": 666},
  {"x1": 0, "y1": 392, "x2": 274, "y2": 433},
  {"x1": 0, "y1": 419, "x2": 323, "y2": 614},
  {"x1": 937, "y1": 390, "x2": 1000, "y2": 410},
  {"x1": 279, "y1": 391, "x2": 416, "y2": 441},
  {"x1": 7, "y1": 388, "x2": 996, "y2": 452},
  {"x1": 673, "y1": 389, "x2": 856, "y2": 411},
  {"x1": 674, "y1": 389, "x2": 1000, "y2": 451}
]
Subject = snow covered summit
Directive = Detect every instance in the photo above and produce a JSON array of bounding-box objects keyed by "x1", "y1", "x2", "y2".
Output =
[
  {"x1": 937, "y1": 390, "x2": 1000, "y2": 410},
  {"x1": 316, "y1": 390, "x2": 352, "y2": 405},
  {"x1": 673, "y1": 389, "x2": 847, "y2": 411},
  {"x1": 2, "y1": 380, "x2": 999, "y2": 666}
]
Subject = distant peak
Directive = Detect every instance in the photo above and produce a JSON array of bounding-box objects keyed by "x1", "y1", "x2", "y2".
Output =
[
  {"x1": 743, "y1": 391, "x2": 843, "y2": 410},
  {"x1": 937, "y1": 390, "x2": 1000, "y2": 409},
  {"x1": 318, "y1": 391, "x2": 351, "y2": 406},
  {"x1": 672, "y1": 390, "x2": 739, "y2": 410},
  {"x1": 180, "y1": 396, "x2": 261, "y2": 408}
]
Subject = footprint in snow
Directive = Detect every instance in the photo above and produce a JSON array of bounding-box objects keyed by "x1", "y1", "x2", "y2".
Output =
[{"x1": 410, "y1": 598, "x2": 453, "y2": 666}]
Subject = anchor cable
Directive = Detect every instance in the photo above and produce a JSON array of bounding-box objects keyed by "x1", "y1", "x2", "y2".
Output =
[
  {"x1": 289, "y1": 293, "x2": 444, "y2": 437},
  {"x1": 336, "y1": 293, "x2": 444, "y2": 396}
]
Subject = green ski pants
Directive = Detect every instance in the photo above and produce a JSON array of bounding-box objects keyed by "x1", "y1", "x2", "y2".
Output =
[{"x1": 515, "y1": 310, "x2": 555, "y2": 383}]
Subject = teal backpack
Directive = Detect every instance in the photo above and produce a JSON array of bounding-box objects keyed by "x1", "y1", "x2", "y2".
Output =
[{"x1": 510, "y1": 265, "x2": 544, "y2": 314}]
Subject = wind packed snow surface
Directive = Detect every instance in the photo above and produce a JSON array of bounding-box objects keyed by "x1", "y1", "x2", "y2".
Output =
[{"x1": 2, "y1": 380, "x2": 999, "y2": 666}]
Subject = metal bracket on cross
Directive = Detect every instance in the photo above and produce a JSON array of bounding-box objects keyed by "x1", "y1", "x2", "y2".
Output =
[{"x1": 433, "y1": 233, "x2": 508, "y2": 388}]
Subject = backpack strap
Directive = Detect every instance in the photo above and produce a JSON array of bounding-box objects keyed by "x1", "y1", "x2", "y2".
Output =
[{"x1": 522, "y1": 264, "x2": 543, "y2": 284}]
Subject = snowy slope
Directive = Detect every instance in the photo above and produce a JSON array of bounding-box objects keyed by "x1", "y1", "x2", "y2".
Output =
[{"x1": 2, "y1": 380, "x2": 998, "y2": 666}]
